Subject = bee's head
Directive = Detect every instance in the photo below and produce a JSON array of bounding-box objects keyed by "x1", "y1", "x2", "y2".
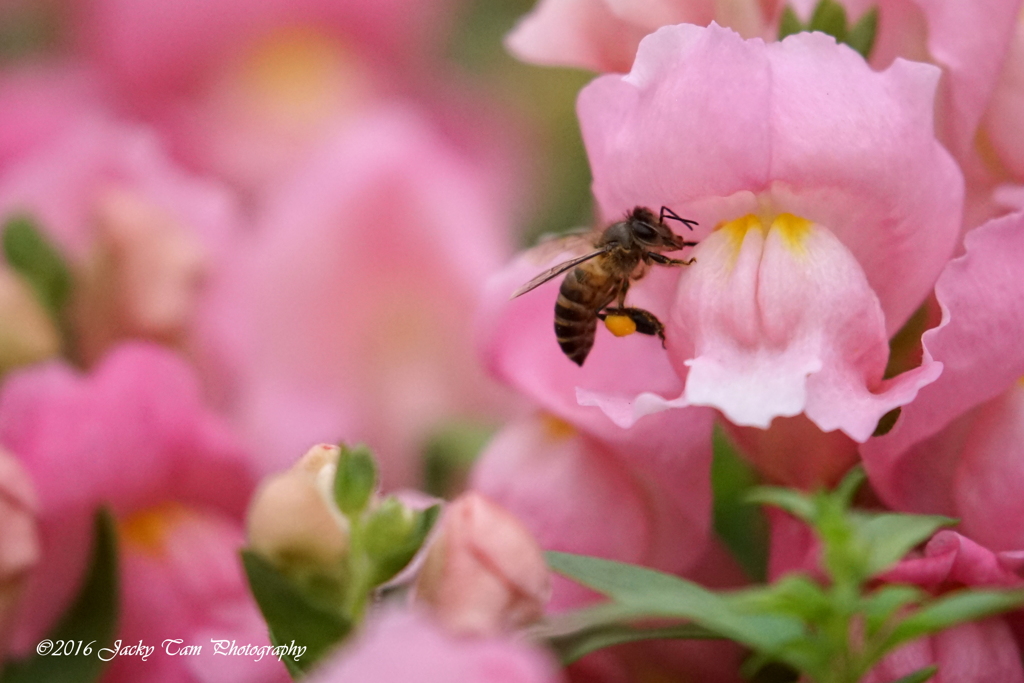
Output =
[{"x1": 626, "y1": 207, "x2": 685, "y2": 250}]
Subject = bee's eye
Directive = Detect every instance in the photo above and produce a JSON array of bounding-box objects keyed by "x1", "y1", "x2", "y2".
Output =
[{"x1": 632, "y1": 222, "x2": 658, "y2": 241}]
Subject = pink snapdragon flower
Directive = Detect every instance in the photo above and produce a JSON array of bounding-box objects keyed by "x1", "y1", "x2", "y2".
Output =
[
  {"x1": 0, "y1": 108, "x2": 240, "y2": 367},
  {"x1": 306, "y1": 608, "x2": 564, "y2": 683},
  {"x1": 194, "y1": 107, "x2": 515, "y2": 486},
  {"x1": 0, "y1": 343, "x2": 285, "y2": 682},
  {"x1": 484, "y1": 25, "x2": 960, "y2": 458},
  {"x1": 861, "y1": 208, "x2": 1024, "y2": 545}
]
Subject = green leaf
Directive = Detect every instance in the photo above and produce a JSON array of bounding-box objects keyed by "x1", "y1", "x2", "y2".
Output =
[
  {"x1": 778, "y1": 6, "x2": 805, "y2": 40},
  {"x1": 711, "y1": 425, "x2": 768, "y2": 581},
  {"x1": 854, "y1": 512, "x2": 957, "y2": 576},
  {"x1": 333, "y1": 444, "x2": 377, "y2": 517},
  {"x1": 548, "y1": 621, "x2": 717, "y2": 664},
  {"x1": 846, "y1": 7, "x2": 879, "y2": 59},
  {"x1": 808, "y1": 0, "x2": 848, "y2": 42},
  {"x1": 729, "y1": 576, "x2": 831, "y2": 624},
  {"x1": 241, "y1": 550, "x2": 352, "y2": 673},
  {"x1": 364, "y1": 502, "x2": 441, "y2": 587},
  {"x1": 880, "y1": 589, "x2": 1024, "y2": 653},
  {"x1": 1, "y1": 509, "x2": 119, "y2": 683},
  {"x1": 746, "y1": 486, "x2": 816, "y2": 523},
  {"x1": 887, "y1": 665, "x2": 938, "y2": 683},
  {"x1": 861, "y1": 585, "x2": 926, "y2": 636},
  {"x1": 546, "y1": 552, "x2": 805, "y2": 653},
  {"x1": 2, "y1": 214, "x2": 72, "y2": 320}
]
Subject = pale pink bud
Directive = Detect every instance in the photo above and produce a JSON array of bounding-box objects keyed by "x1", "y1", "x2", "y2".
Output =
[
  {"x1": 0, "y1": 268, "x2": 60, "y2": 373},
  {"x1": 414, "y1": 492, "x2": 550, "y2": 636},
  {"x1": 246, "y1": 443, "x2": 348, "y2": 570},
  {"x1": 0, "y1": 447, "x2": 39, "y2": 659},
  {"x1": 72, "y1": 187, "x2": 206, "y2": 365}
]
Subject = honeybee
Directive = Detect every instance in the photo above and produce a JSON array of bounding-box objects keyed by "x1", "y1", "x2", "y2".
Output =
[{"x1": 511, "y1": 206, "x2": 699, "y2": 366}]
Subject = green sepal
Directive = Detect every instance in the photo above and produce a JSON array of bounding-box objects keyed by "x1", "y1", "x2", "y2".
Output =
[
  {"x1": 364, "y1": 501, "x2": 441, "y2": 587},
  {"x1": 808, "y1": 0, "x2": 849, "y2": 41},
  {"x1": 2, "y1": 214, "x2": 72, "y2": 321},
  {"x1": 1, "y1": 508, "x2": 119, "y2": 683},
  {"x1": 711, "y1": 425, "x2": 768, "y2": 581},
  {"x1": 777, "y1": 6, "x2": 804, "y2": 40},
  {"x1": 846, "y1": 7, "x2": 879, "y2": 59},
  {"x1": 333, "y1": 444, "x2": 377, "y2": 517},
  {"x1": 241, "y1": 550, "x2": 352, "y2": 674},
  {"x1": 888, "y1": 666, "x2": 938, "y2": 683}
]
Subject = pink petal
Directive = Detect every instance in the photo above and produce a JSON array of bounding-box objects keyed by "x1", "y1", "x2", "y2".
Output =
[
  {"x1": 106, "y1": 507, "x2": 287, "y2": 683},
  {"x1": 671, "y1": 219, "x2": 941, "y2": 441},
  {"x1": 580, "y1": 24, "x2": 962, "y2": 334},
  {"x1": 984, "y1": 18, "x2": 1024, "y2": 181},
  {"x1": 881, "y1": 531, "x2": 1024, "y2": 589},
  {"x1": 862, "y1": 209, "x2": 1024, "y2": 512},
  {"x1": 470, "y1": 412, "x2": 712, "y2": 611},
  {"x1": 307, "y1": 608, "x2": 563, "y2": 683}
]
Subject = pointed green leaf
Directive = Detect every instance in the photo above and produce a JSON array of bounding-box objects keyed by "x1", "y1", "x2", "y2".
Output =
[
  {"x1": 861, "y1": 585, "x2": 926, "y2": 636},
  {"x1": 1, "y1": 509, "x2": 119, "y2": 683},
  {"x1": 548, "y1": 621, "x2": 717, "y2": 664},
  {"x1": 2, "y1": 214, "x2": 72, "y2": 320},
  {"x1": 546, "y1": 552, "x2": 805, "y2": 652},
  {"x1": 729, "y1": 576, "x2": 831, "y2": 624},
  {"x1": 746, "y1": 486, "x2": 816, "y2": 523},
  {"x1": 778, "y1": 6, "x2": 805, "y2": 40},
  {"x1": 333, "y1": 444, "x2": 377, "y2": 517},
  {"x1": 241, "y1": 550, "x2": 351, "y2": 672},
  {"x1": 712, "y1": 425, "x2": 768, "y2": 581},
  {"x1": 808, "y1": 0, "x2": 849, "y2": 42},
  {"x1": 880, "y1": 589, "x2": 1024, "y2": 653},
  {"x1": 855, "y1": 512, "x2": 957, "y2": 576},
  {"x1": 888, "y1": 665, "x2": 937, "y2": 683},
  {"x1": 846, "y1": 7, "x2": 879, "y2": 59}
]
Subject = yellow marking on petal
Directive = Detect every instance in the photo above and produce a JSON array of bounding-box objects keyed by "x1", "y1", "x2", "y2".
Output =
[
  {"x1": 541, "y1": 414, "x2": 576, "y2": 441},
  {"x1": 604, "y1": 314, "x2": 637, "y2": 337},
  {"x1": 119, "y1": 502, "x2": 192, "y2": 557},
  {"x1": 718, "y1": 214, "x2": 765, "y2": 252},
  {"x1": 770, "y1": 213, "x2": 813, "y2": 256},
  {"x1": 239, "y1": 27, "x2": 355, "y2": 125}
]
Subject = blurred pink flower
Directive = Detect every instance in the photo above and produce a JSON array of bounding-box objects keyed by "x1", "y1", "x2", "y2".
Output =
[
  {"x1": 0, "y1": 448, "x2": 38, "y2": 663},
  {"x1": 414, "y1": 492, "x2": 550, "y2": 636},
  {"x1": 306, "y1": 608, "x2": 564, "y2": 683},
  {"x1": 861, "y1": 209, "x2": 1024, "y2": 540},
  {"x1": 507, "y1": 0, "x2": 774, "y2": 72},
  {"x1": 194, "y1": 107, "x2": 515, "y2": 486},
  {"x1": 0, "y1": 107, "x2": 241, "y2": 366},
  {"x1": 0, "y1": 343, "x2": 284, "y2": 682}
]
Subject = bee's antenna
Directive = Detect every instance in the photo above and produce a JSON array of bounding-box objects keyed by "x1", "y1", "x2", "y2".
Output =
[{"x1": 660, "y1": 206, "x2": 698, "y2": 231}]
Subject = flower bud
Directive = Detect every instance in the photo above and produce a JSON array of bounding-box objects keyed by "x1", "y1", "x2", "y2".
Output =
[
  {"x1": 414, "y1": 492, "x2": 549, "y2": 636},
  {"x1": 0, "y1": 268, "x2": 60, "y2": 373},
  {"x1": 0, "y1": 447, "x2": 39, "y2": 656},
  {"x1": 246, "y1": 444, "x2": 348, "y2": 572}
]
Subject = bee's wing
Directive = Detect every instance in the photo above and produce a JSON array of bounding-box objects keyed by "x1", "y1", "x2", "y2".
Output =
[{"x1": 510, "y1": 247, "x2": 610, "y2": 299}]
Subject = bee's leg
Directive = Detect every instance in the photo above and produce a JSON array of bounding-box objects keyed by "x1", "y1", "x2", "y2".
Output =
[
  {"x1": 597, "y1": 306, "x2": 667, "y2": 347},
  {"x1": 659, "y1": 206, "x2": 699, "y2": 231},
  {"x1": 647, "y1": 251, "x2": 696, "y2": 266}
]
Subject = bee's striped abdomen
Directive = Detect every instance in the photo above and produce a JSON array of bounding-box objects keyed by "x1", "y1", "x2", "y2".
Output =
[{"x1": 554, "y1": 264, "x2": 615, "y2": 366}]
